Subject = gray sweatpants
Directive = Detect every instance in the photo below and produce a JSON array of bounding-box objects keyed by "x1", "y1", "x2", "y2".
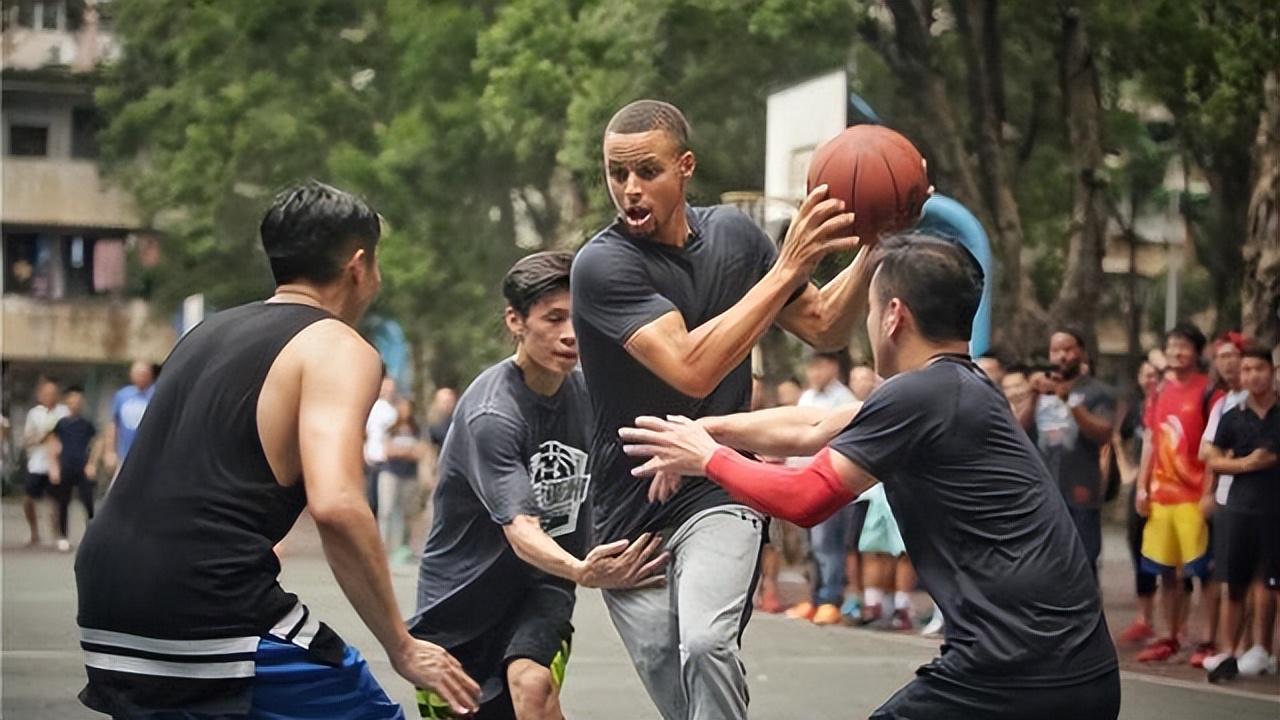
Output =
[{"x1": 603, "y1": 505, "x2": 765, "y2": 720}]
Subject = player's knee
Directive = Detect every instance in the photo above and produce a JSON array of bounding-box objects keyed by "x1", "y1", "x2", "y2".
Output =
[
  {"x1": 681, "y1": 627, "x2": 732, "y2": 667},
  {"x1": 508, "y1": 664, "x2": 558, "y2": 720}
]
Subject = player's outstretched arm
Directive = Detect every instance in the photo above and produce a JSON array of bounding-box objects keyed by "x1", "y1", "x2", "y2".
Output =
[
  {"x1": 775, "y1": 244, "x2": 877, "y2": 351},
  {"x1": 620, "y1": 416, "x2": 876, "y2": 527},
  {"x1": 621, "y1": 186, "x2": 857, "y2": 398},
  {"x1": 298, "y1": 322, "x2": 479, "y2": 715},
  {"x1": 503, "y1": 517, "x2": 668, "y2": 589},
  {"x1": 699, "y1": 402, "x2": 861, "y2": 458}
]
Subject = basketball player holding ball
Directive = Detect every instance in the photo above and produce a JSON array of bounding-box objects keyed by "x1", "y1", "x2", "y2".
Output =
[
  {"x1": 620, "y1": 233, "x2": 1122, "y2": 717},
  {"x1": 570, "y1": 100, "x2": 925, "y2": 719}
]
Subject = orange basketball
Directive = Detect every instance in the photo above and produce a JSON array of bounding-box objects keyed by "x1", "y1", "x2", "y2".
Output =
[{"x1": 805, "y1": 125, "x2": 930, "y2": 241}]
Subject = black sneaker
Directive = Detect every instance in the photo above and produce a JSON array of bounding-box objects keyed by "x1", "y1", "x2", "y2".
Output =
[{"x1": 1208, "y1": 656, "x2": 1239, "y2": 684}]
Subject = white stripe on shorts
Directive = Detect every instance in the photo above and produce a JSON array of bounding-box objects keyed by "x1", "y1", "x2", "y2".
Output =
[
  {"x1": 83, "y1": 651, "x2": 255, "y2": 679},
  {"x1": 80, "y1": 627, "x2": 260, "y2": 656}
]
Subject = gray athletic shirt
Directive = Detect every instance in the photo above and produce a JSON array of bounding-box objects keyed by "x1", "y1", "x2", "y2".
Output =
[
  {"x1": 829, "y1": 356, "x2": 1117, "y2": 687},
  {"x1": 410, "y1": 360, "x2": 592, "y2": 646}
]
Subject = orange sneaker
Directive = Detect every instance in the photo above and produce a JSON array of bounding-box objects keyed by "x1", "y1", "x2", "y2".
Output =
[
  {"x1": 1189, "y1": 643, "x2": 1218, "y2": 669},
  {"x1": 812, "y1": 604, "x2": 843, "y2": 625},
  {"x1": 785, "y1": 602, "x2": 816, "y2": 620}
]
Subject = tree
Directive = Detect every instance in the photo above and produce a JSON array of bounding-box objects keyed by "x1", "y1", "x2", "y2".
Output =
[{"x1": 1243, "y1": 68, "x2": 1279, "y2": 343}]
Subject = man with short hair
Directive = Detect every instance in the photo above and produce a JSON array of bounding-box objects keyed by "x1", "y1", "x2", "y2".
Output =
[
  {"x1": 1136, "y1": 322, "x2": 1216, "y2": 663},
  {"x1": 788, "y1": 351, "x2": 857, "y2": 626},
  {"x1": 49, "y1": 386, "x2": 100, "y2": 552},
  {"x1": 22, "y1": 378, "x2": 68, "y2": 547},
  {"x1": 105, "y1": 360, "x2": 155, "y2": 471},
  {"x1": 622, "y1": 233, "x2": 1119, "y2": 718},
  {"x1": 411, "y1": 251, "x2": 665, "y2": 720},
  {"x1": 976, "y1": 353, "x2": 1006, "y2": 386},
  {"x1": 1204, "y1": 344, "x2": 1279, "y2": 682},
  {"x1": 1031, "y1": 329, "x2": 1116, "y2": 571},
  {"x1": 572, "y1": 98, "x2": 871, "y2": 719},
  {"x1": 75, "y1": 181, "x2": 479, "y2": 718}
]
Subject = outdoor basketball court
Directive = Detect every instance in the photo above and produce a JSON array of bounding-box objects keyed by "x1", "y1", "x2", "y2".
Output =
[{"x1": 4, "y1": 503, "x2": 1275, "y2": 719}]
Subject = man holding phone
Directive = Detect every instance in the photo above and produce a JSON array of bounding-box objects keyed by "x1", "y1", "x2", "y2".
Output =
[{"x1": 1028, "y1": 329, "x2": 1116, "y2": 571}]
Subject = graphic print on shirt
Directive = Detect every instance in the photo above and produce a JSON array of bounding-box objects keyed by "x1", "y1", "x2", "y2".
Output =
[{"x1": 530, "y1": 440, "x2": 590, "y2": 538}]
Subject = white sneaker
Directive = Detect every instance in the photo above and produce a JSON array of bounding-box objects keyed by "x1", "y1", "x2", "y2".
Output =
[
  {"x1": 1202, "y1": 652, "x2": 1231, "y2": 672},
  {"x1": 55, "y1": 538, "x2": 72, "y2": 553},
  {"x1": 920, "y1": 614, "x2": 944, "y2": 638},
  {"x1": 1237, "y1": 645, "x2": 1277, "y2": 676}
]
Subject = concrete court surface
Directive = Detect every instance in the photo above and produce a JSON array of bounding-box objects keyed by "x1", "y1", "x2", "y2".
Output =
[{"x1": 3, "y1": 501, "x2": 1278, "y2": 719}]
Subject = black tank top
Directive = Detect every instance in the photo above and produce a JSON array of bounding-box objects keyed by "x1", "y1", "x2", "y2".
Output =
[{"x1": 75, "y1": 302, "x2": 331, "y2": 639}]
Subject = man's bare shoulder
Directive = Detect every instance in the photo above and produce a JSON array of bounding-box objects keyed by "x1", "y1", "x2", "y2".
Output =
[{"x1": 289, "y1": 319, "x2": 381, "y2": 375}]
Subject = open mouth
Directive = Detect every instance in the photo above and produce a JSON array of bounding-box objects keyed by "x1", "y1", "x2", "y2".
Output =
[{"x1": 623, "y1": 206, "x2": 653, "y2": 230}]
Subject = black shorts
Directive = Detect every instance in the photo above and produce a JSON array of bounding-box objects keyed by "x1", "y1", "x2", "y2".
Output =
[
  {"x1": 24, "y1": 471, "x2": 51, "y2": 499},
  {"x1": 1214, "y1": 511, "x2": 1280, "y2": 589},
  {"x1": 416, "y1": 586, "x2": 574, "y2": 720},
  {"x1": 870, "y1": 666, "x2": 1120, "y2": 720}
]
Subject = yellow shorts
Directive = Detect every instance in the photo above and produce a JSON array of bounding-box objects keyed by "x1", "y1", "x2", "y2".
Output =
[{"x1": 1141, "y1": 502, "x2": 1210, "y2": 577}]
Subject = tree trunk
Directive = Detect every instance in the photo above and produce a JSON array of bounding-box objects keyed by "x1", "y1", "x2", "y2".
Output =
[
  {"x1": 952, "y1": 0, "x2": 1043, "y2": 356},
  {"x1": 1243, "y1": 68, "x2": 1280, "y2": 344},
  {"x1": 1050, "y1": 1, "x2": 1107, "y2": 354}
]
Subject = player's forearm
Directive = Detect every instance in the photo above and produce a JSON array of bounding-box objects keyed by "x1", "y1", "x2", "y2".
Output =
[
  {"x1": 701, "y1": 404, "x2": 854, "y2": 457},
  {"x1": 504, "y1": 516, "x2": 584, "y2": 584},
  {"x1": 313, "y1": 502, "x2": 413, "y2": 658},
  {"x1": 666, "y1": 270, "x2": 803, "y2": 397},
  {"x1": 787, "y1": 247, "x2": 873, "y2": 351}
]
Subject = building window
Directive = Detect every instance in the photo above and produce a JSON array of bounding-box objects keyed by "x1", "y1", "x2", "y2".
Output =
[
  {"x1": 40, "y1": 0, "x2": 62, "y2": 30},
  {"x1": 3, "y1": 234, "x2": 40, "y2": 295},
  {"x1": 62, "y1": 236, "x2": 96, "y2": 297},
  {"x1": 9, "y1": 125, "x2": 49, "y2": 157},
  {"x1": 72, "y1": 107, "x2": 100, "y2": 158}
]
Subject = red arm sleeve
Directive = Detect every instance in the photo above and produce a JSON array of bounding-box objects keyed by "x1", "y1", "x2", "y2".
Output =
[{"x1": 704, "y1": 446, "x2": 859, "y2": 528}]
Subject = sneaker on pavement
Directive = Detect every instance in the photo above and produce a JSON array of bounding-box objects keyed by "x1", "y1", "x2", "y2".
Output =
[
  {"x1": 920, "y1": 614, "x2": 945, "y2": 638},
  {"x1": 1136, "y1": 637, "x2": 1180, "y2": 663},
  {"x1": 1237, "y1": 645, "x2": 1277, "y2": 677},
  {"x1": 1118, "y1": 619, "x2": 1155, "y2": 645},
  {"x1": 840, "y1": 597, "x2": 863, "y2": 624},
  {"x1": 785, "y1": 602, "x2": 816, "y2": 621},
  {"x1": 1208, "y1": 656, "x2": 1239, "y2": 684},
  {"x1": 55, "y1": 538, "x2": 71, "y2": 553},
  {"x1": 812, "y1": 604, "x2": 843, "y2": 626},
  {"x1": 1189, "y1": 642, "x2": 1218, "y2": 669},
  {"x1": 889, "y1": 608, "x2": 913, "y2": 632},
  {"x1": 1203, "y1": 652, "x2": 1231, "y2": 673},
  {"x1": 858, "y1": 603, "x2": 883, "y2": 626}
]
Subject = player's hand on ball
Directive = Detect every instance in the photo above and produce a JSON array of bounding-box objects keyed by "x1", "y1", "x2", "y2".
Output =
[
  {"x1": 620, "y1": 415, "x2": 720, "y2": 478},
  {"x1": 777, "y1": 185, "x2": 859, "y2": 280},
  {"x1": 578, "y1": 531, "x2": 669, "y2": 590},
  {"x1": 393, "y1": 638, "x2": 480, "y2": 716}
]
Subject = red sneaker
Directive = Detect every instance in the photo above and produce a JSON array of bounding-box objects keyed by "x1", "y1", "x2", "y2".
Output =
[
  {"x1": 1137, "y1": 637, "x2": 1180, "y2": 663},
  {"x1": 1119, "y1": 619, "x2": 1155, "y2": 645},
  {"x1": 757, "y1": 589, "x2": 785, "y2": 614},
  {"x1": 889, "y1": 608, "x2": 914, "y2": 631},
  {"x1": 1189, "y1": 643, "x2": 1218, "y2": 669}
]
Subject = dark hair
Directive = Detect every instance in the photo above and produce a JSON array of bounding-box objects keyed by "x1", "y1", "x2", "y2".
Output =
[
  {"x1": 1006, "y1": 363, "x2": 1031, "y2": 376},
  {"x1": 1166, "y1": 321, "x2": 1207, "y2": 356},
  {"x1": 260, "y1": 180, "x2": 381, "y2": 286},
  {"x1": 1052, "y1": 327, "x2": 1087, "y2": 351},
  {"x1": 503, "y1": 251, "x2": 574, "y2": 317},
  {"x1": 605, "y1": 100, "x2": 692, "y2": 153},
  {"x1": 65, "y1": 385, "x2": 85, "y2": 395},
  {"x1": 873, "y1": 233, "x2": 984, "y2": 344},
  {"x1": 1242, "y1": 343, "x2": 1274, "y2": 366},
  {"x1": 777, "y1": 376, "x2": 802, "y2": 387}
]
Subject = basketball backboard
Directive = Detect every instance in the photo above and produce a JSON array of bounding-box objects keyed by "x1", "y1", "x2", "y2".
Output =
[{"x1": 764, "y1": 69, "x2": 848, "y2": 232}]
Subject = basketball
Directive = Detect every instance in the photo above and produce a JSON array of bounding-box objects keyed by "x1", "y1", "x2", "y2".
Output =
[{"x1": 806, "y1": 125, "x2": 930, "y2": 241}]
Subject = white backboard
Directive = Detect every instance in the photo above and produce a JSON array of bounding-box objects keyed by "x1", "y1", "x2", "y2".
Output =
[{"x1": 764, "y1": 70, "x2": 848, "y2": 229}]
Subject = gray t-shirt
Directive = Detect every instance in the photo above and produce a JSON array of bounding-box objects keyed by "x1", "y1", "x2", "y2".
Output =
[
  {"x1": 1033, "y1": 376, "x2": 1116, "y2": 509},
  {"x1": 409, "y1": 360, "x2": 592, "y2": 646},
  {"x1": 572, "y1": 205, "x2": 802, "y2": 542}
]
